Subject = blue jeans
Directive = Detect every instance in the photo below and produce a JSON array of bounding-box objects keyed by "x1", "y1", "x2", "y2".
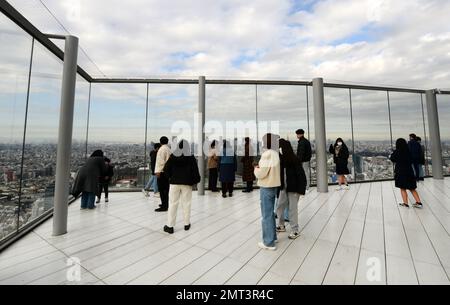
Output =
[
  {"x1": 81, "y1": 192, "x2": 96, "y2": 209},
  {"x1": 145, "y1": 174, "x2": 158, "y2": 193},
  {"x1": 260, "y1": 187, "x2": 278, "y2": 247}
]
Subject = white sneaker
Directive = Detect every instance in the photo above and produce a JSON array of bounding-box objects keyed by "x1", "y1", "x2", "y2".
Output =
[
  {"x1": 343, "y1": 185, "x2": 350, "y2": 190},
  {"x1": 154, "y1": 193, "x2": 160, "y2": 198},
  {"x1": 258, "y1": 242, "x2": 276, "y2": 251},
  {"x1": 288, "y1": 232, "x2": 300, "y2": 239},
  {"x1": 142, "y1": 189, "x2": 149, "y2": 197},
  {"x1": 335, "y1": 186, "x2": 343, "y2": 191}
]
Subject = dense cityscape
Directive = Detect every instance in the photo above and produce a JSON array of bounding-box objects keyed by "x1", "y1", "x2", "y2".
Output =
[{"x1": 1, "y1": 140, "x2": 449, "y2": 241}]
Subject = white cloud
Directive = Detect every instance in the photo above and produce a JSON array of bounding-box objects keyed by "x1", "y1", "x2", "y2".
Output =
[{"x1": 5, "y1": 0, "x2": 450, "y2": 89}]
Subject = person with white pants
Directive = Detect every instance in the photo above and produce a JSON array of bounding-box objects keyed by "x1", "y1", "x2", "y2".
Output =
[
  {"x1": 167, "y1": 185, "x2": 193, "y2": 230},
  {"x1": 162, "y1": 140, "x2": 201, "y2": 234}
]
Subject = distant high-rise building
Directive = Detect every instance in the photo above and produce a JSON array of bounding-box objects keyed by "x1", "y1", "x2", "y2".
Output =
[{"x1": 5, "y1": 169, "x2": 14, "y2": 182}]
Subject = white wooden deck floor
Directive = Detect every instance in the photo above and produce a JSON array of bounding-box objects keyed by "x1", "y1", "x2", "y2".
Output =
[{"x1": 1, "y1": 178, "x2": 449, "y2": 285}]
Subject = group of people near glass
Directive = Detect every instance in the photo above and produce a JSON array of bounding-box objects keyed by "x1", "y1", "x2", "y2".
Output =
[{"x1": 72, "y1": 129, "x2": 425, "y2": 250}]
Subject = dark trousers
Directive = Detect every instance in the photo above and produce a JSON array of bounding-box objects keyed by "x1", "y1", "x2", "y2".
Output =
[
  {"x1": 158, "y1": 174, "x2": 170, "y2": 209},
  {"x1": 97, "y1": 183, "x2": 109, "y2": 199},
  {"x1": 81, "y1": 192, "x2": 96, "y2": 209},
  {"x1": 245, "y1": 181, "x2": 254, "y2": 192},
  {"x1": 412, "y1": 162, "x2": 420, "y2": 180},
  {"x1": 208, "y1": 168, "x2": 218, "y2": 191},
  {"x1": 222, "y1": 182, "x2": 234, "y2": 195}
]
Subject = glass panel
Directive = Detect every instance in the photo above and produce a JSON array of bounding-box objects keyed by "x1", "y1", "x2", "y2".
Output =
[
  {"x1": 257, "y1": 85, "x2": 310, "y2": 181},
  {"x1": 0, "y1": 15, "x2": 33, "y2": 241},
  {"x1": 70, "y1": 77, "x2": 90, "y2": 193},
  {"x1": 437, "y1": 94, "x2": 450, "y2": 175},
  {"x1": 21, "y1": 41, "x2": 62, "y2": 226},
  {"x1": 324, "y1": 88, "x2": 354, "y2": 183},
  {"x1": 146, "y1": 84, "x2": 197, "y2": 189},
  {"x1": 206, "y1": 85, "x2": 256, "y2": 188},
  {"x1": 351, "y1": 90, "x2": 393, "y2": 181},
  {"x1": 389, "y1": 92, "x2": 427, "y2": 177},
  {"x1": 307, "y1": 86, "x2": 317, "y2": 185},
  {"x1": 88, "y1": 83, "x2": 147, "y2": 190}
]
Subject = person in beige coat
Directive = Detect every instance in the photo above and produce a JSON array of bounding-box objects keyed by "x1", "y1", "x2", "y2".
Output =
[
  {"x1": 155, "y1": 136, "x2": 172, "y2": 212},
  {"x1": 207, "y1": 140, "x2": 219, "y2": 192},
  {"x1": 254, "y1": 133, "x2": 281, "y2": 251}
]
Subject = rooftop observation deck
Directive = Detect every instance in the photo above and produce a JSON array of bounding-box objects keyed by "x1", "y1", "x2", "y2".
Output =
[{"x1": 0, "y1": 178, "x2": 449, "y2": 285}]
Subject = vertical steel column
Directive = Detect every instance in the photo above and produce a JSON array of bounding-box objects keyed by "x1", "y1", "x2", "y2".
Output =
[
  {"x1": 425, "y1": 90, "x2": 444, "y2": 179},
  {"x1": 53, "y1": 35, "x2": 79, "y2": 236},
  {"x1": 198, "y1": 76, "x2": 206, "y2": 195},
  {"x1": 313, "y1": 78, "x2": 328, "y2": 193}
]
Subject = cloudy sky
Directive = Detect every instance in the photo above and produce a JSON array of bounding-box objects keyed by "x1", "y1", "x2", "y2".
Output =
[
  {"x1": 1, "y1": 0, "x2": 450, "y2": 144},
  {"x1": 7, "y1": 0, "x2": 450, "y2": 88}
]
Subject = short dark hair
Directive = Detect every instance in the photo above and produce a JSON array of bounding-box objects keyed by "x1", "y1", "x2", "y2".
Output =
[
  {"x1": 160, "y1": 136, "x2": 169, "y2": 145},
  {"x1": 416, "y1": 136, "x2": 422, "y2": 142},
  {"x1": 296, "y1": 129, "x2": 305, "y2": 135},
  {"x1": 154, "y1": 143, "x2": 161, "y2": 150},
  {"x1": 104, "y1": 157, "x2": 111, "y2": 163},
  {"x1": 409, "y1": 133, "x2": 417, "y2": 140}
]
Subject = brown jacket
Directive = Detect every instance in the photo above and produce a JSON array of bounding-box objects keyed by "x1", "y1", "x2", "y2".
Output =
[{"x1": 207, "y1": 148, "x2": 219, "y2": 169}]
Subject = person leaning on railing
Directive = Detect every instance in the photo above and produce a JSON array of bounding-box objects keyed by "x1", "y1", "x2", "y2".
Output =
[{"x1": 71, "y1": 150, "x2": 107, "y2": 210}]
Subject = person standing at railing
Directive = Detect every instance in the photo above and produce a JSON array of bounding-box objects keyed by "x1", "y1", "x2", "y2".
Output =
[
  {"x1": 408, "y1": 133, "x2": 423, "y2": 181},
  {"x1": 276, "y1": 139, "x2": 306, "y2": 240},
  {"x1": 219, "y1": 140, "x2": 237, "y2": 198},
  {"x1": 155, "y1": 136, "x2": 171, "y2": 212},
  {"x1": 71, "y1": 150, "x2": 107, "y2": 210},
  {"x1": 296, "y1": 129, "x2": 312, "y2": 193},
  {"x1": 329, "y1": 138, "x2": 350, "y2": 190},
  {"x1": 143, "y1": 143, "x2": 161, "y2": 197},
  {"x1": 254, "y1": 133, "x2": 281, "y2": 251},
  {"x1": 163, "y1": 140, "x2": 200, "y2": 234},
  {"x1": 416, "y1": 136, "x2": 426, "y2": 181},
  {"x1": 242, "y1": 137, "x2": 256, "y2": 193},
  {"x1": 96, "y1": 157, "x2": 114, "y2": 204},
  {"x1": 207, "y1": 140, "x2": 219, "y2": 192},
  {"x1": 390, "y1": 138, "x2": 423, "y2": 208}
]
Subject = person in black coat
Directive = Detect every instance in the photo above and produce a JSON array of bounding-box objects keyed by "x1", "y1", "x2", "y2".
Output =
[
  {"x1": 219, "y1": 140, "x2": 237, "y2": 198},
  {"x1": 276, "y1": 139, "x2": 306, "y2": 240},
  {"x1": 163, "y1": 140, "x2": 201, "y2": 234},
  {"x1": 329, "y1": 138, "x2": 350, "y2": 190},
  {"x1": 96, "y1": 157, "x2": 114, "y2": 203},
  {"x1": 71, "y1": 150, "x2": 107, "y2": 210},
  {"x1": 408, "y1": 133, "x2": 423, "y2": 181},
  {"x1": 296, "y1": 129, "x2": 312, "y2": 191},
  {"x1": 390, "y1": 138, "x2": 423, "y2": 208}
]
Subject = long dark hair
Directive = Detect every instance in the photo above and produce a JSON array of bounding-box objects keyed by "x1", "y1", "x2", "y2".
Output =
[
  {"x1": 280, "y1": 139, "x2": 299, "y2": 166},
  {"x1": 334, "y1": 138, "x2": 347, "y2": 148},
  {"x1": 90, "y1": 150, "x2": 104, "y2": 158},
  {"x1": 395, "y1": 138, "x2": 409, "y2": 154}
]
